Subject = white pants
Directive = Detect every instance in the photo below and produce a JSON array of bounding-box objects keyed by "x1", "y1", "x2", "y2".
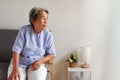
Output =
[{"x1": 8, "y1": 64, "x2": 47, "y2": 80}]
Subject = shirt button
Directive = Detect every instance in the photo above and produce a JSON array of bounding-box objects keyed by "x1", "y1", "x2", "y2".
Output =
[
  {"x1": 33, "y1": 58, "x2": 35, "y2": 60},
  {"x1": 26, "y1": 56, "x2": 30, "y2": 58}
]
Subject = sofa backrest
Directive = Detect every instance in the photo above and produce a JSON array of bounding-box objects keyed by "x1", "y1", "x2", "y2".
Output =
[{"x1": 0, "y1": 29, "x2": 18, "y2": 63}]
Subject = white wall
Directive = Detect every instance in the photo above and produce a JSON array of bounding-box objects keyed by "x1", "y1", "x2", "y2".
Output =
[
  {"x1": 105, "y1": 0, "x2": 120, "y2": 80},
  {"x1": 0, "y1": 0, "x2": 119, "y2": 80}
]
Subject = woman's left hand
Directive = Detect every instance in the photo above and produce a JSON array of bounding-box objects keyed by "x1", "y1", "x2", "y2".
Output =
[{"x1": 31, "y1": 59, "x2": 43, "y2": 71}]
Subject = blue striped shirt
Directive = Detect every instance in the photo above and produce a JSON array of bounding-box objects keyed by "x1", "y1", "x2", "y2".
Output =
[{"x1": 11, "y1": 25, "x2": 56, "y2": 68}]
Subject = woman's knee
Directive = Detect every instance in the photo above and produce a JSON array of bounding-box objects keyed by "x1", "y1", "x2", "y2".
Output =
[{"x1": 27, "y1": 65, "x2": 47, "y2": 80}]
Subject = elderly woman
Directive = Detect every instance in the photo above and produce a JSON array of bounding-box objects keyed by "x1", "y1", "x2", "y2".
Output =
[{"x1": 8, "y1": 7, "x2": 56, "y2": 80}]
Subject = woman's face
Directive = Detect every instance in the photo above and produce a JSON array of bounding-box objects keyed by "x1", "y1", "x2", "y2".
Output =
[{"x1": 32, "y1": 11, "x2": 48, "y2": 30}]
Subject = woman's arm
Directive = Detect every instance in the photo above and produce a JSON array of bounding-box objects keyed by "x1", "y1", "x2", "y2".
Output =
[
  {"x1": 32, "y1": 54, "x2": 55, "y2": 71},
  {"x1": 41, "y1": 54, "x2": 55, "y2": 63},
  {"x1": 12, "y1": 52, "x2": 20, "y2": 69},
  {"x1": 8, "y1": 52, "x2": 20, "y2": 80}
]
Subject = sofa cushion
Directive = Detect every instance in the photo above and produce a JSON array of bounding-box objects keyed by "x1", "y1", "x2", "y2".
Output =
[{"x1": 0, "y1": 63, "x2": 9, "y2": 80}]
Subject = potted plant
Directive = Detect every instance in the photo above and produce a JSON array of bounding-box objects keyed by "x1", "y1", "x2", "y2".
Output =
[{"x1": 66, "y1": 53, "x2": 79, "y2": 68}]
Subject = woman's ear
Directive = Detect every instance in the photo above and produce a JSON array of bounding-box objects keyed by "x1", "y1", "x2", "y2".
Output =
[{"x1": 31, "y1": 19, "x2": 36, "y2": 25}]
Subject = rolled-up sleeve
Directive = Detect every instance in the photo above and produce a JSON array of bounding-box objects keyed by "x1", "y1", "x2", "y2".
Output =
[
  {"x1": 12, "y1": 27, "x2": 25, "y2": 54},
  {"x1": 46, "y1": 34, "x2": 56, "y2": 56}
]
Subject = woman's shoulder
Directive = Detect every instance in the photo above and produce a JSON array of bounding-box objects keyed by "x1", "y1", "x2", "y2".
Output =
[
  {"x1": 20, "y1": 24, "x2": 32, "y2": 30},
  {"x1": 19, "y1": 24, "x2": 32, "y2": 32}
]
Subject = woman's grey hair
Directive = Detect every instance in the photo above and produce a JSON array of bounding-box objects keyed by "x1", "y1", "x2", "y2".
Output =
[{"x1": 29, "y1": 7, "x2": 49, "y2": 25}]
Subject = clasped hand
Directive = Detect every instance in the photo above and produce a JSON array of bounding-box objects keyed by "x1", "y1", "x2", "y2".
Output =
[{"x1": 31, "y1": 59, "x2": 43, "y2": 71}]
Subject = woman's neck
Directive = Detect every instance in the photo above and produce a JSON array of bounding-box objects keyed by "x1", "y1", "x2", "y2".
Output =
[{"x1": 33, "y1": 26, "x2": 42, "y2": 34}]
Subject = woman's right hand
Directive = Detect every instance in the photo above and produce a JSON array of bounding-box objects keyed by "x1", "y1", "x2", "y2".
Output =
[
  {"x1": 8, "y1": 68, "x2": 20, "y2": 80},
  {"x1": 8, "y1": 52, "x2": 20, "y2": 80}
]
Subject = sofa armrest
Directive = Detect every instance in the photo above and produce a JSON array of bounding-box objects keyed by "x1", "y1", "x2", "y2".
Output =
[{"x1": 49, "y1": 59, "x2": 54, "y2": 80}]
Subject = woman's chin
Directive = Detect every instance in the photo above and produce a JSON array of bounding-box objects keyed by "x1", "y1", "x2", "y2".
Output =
[{"x1": 42, "y1": 26, "x2": 46, "y2": 30}]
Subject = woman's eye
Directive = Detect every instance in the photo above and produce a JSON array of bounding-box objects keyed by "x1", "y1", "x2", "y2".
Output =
[{"x1": 40, "y1": 16, "x2": 48, "y2": 19}]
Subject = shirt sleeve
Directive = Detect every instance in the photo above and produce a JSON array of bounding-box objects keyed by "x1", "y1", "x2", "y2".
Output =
[
  {"x1": 46, "y1": 33, "x2": 56, "y2": 56},
  {"x1": 12, "y1": 27, "x2": 25, "y2": 54}
]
